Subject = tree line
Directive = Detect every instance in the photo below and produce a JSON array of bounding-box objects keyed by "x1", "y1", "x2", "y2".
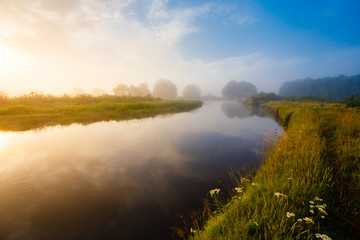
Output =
[
  {"x1": 74, "y1": 79, "x2": 202, "y2": 100},
  {"x1": 278, "y1": 74, "x2": 360, "y2": 101}
]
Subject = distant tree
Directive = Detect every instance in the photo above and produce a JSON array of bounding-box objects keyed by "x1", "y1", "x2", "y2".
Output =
[
  {"x1": 278, "y1": 74, "x2": 360, "y2": 100},
  {"x1": 153, "y1": 79, "x2": 177, "y2": 99},
  {"x1": 183, "y1": 84, "x2": 201, "y2": 99},
  {"x1": 0, "y1": 91, "x2": 8, "y2": 99},
  {"x1": 128, "y1": 85, "x2": 141, "y2": 96},
  {"x1": 113, "y1": 84, "x2": 128, "y2": 96},
  {"x1": 222, "y1": 80, "x2": 257, "y2": 100},
  {"x1": 73, "y1": 88, "x2": 86, "y2": 96},
  {"x1": 138, "y1": 82, "x2": 151, "y2": 96},
  {"x1": 92, "y1": 88, "x2": 107, "y2": 97}
]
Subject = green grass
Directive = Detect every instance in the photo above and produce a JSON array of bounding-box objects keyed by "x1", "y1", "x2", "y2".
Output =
[
  {"x1": 190, "y1": 101, "x2": 360, "y2": 240},
  {"x1": 0, "y1": 94, "x2": 202, "y2": 131}
]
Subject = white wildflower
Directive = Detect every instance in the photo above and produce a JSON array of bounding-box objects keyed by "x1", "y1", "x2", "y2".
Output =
[
  {"x1": 251, "y1": 183, "x2": 257, "y2": 186},
  {"x1": 314, "y1": 196, "x2": 323, "y2": 201},
  {"x1": 309, "y1": 201, "x2": 314, "y2": 204},
  {"x1": 190, "y1": 228, "x2": 196, "y2": 234},
  {"x1": 303, "y1": 217, "x2": 314, "y2": 224},
  {"x1": 286, "y1": 212, "x2": 295, "y2": 218},
  {"x1": 235, "y1": 187, "x2": 243, "y2": 193},
  {"x1": 274, "y1": 192, "x2": 287, "y2": 198},
  {"x1": 210, "y1": 188, "x2": 220, "y2": 196},
  {"x1": 310, "y1": 209, "x2": 314, "y2": 214},
  {"x1": 310, "y1": 205, "x2": 315, "y2": 208},
  {"x1": 297, "y1": 219, "x2": 303, "y2": 222},
  {"x1": 315, "y1": 233, "x2": 332, "y2": 240}
]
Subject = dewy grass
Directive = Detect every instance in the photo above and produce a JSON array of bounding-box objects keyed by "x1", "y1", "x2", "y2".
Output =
[
  {"x1": 191, "y1": 101, "x2": 360, "y2": 240},
  {"x1": 0, "y1": 94, "x2": 202, "y2": 131}
]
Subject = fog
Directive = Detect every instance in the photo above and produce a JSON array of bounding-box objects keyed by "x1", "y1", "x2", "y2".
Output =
[{"x1": 0, "y1": 0, "x2": 359, "y2": 96}]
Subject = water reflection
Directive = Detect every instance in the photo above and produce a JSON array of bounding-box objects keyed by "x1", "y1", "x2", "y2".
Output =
[
  {"x1": 221, "y1": 101, "x2": 268, "y2": 119},
  {"x1": 0, "y1": 101, "x2": 281, "y2": 239}
]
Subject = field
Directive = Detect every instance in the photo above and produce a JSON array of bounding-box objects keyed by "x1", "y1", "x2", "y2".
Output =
[
  {"x1": 191, "y1": 101, "x2": 360, "y2": 240},
  {"x1": 0, "y1": 93, "x2": 202, "y2": 131}
]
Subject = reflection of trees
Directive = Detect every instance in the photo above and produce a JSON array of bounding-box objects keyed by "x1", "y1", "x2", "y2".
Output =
[
  {"x1": 221, "y1": 102, "x2": 251, "y2": 119},
  {"x1": 221, "y1": 101, "x2": 268, "y2": 119}
]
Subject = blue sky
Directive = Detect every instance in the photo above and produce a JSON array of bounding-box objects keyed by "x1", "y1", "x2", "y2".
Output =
[{"x1": 0, "y1": 0, "x2": 359, "y2": 96}]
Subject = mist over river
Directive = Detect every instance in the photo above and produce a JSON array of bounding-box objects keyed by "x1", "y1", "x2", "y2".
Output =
[{"x1": 0, "y1": 101, "x2": 281, "y2": 240}]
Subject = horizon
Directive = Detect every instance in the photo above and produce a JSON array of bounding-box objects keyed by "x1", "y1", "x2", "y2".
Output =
[{"x1": 0, "y1": 0, "x2": 359, "y2": 96}]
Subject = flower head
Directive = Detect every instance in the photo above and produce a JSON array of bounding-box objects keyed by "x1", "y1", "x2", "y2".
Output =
[
  {"x1": 235, "y1": 187, "x2": 243, "y2": 193},
  {"x1": 210, "y1": 188, "x2": 220, "y2": 196},
  {"x1": 303, "y1": 217, "x2": 314, "y2": 224},
  {"x1": 286, "y1": 212, "x2": 295, "y2": 218}
]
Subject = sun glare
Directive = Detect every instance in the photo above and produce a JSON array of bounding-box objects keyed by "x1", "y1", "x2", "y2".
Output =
[{"x1": 0, "y1": 45, "x2": 19, "y2": 74}]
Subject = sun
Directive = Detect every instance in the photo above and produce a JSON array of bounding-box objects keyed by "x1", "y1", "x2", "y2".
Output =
[{"x1": 0, "y1": 44, "x2": 18, "y2": 74}]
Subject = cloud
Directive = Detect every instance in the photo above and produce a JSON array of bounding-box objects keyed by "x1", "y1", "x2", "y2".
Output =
[{"x1": 0, "y1": 0, "x2": 358, "y2": 96}]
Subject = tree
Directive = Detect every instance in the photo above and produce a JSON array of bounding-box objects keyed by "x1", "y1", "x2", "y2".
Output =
[
  {"x1": 92, "y1": 88, "x2": 107, "y2": 96},
  {"x1": 138, "y1": 82, "x2": 151, "y2": 96},
  {"x1": 183, "y1": 84, "x2": 201, "y2": 99},
  {"x1": 113, "y1": 84, "x2": 128, "y2": 96},
  {"x1": 73, "y1": 88, "x2": 86, "y2": 96},
  {"x1": 221, "y1": 80, "x2": 257, "y2": 100},
  {"x1": 0, "y1": 91, "x2": 8, "y2": 99},
  {"x1": 153, "y1": 79, "x2": 177, "y2": 99},
  {"x1": 128, "y1": 85, "x2": 141, "y2": 96}
]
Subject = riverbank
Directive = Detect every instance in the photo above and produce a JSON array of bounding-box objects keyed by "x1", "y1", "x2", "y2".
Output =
[
  {"x1": 0, "y1": 94, "x2": 202, "y2": 131},
  {"x1": 191, "y1": 101, "x2": 360, "y2": 239}
]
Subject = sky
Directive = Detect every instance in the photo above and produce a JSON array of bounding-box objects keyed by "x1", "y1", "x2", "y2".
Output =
[{"x1": 0, "y1": 0, "x2": 359, "y2": 96}]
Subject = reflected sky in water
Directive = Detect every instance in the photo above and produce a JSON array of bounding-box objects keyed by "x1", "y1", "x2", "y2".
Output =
[{"x1": 0, "y1": 101, "x2": 281, "y2": 240}]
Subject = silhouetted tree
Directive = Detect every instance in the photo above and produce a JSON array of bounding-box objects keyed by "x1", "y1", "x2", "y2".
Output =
[
  {"x1": 113, "y1": 84, "x2": 128, "y2": 96},
  {"x1": 222, "y1": 80, "x2": 257, "y2": 100},
  {"x1": 183, "y1": 84, "x2": 201, "y2": 99},
  {"x1": 153, "y1": 79, "x2": 177, "y2": 99}
]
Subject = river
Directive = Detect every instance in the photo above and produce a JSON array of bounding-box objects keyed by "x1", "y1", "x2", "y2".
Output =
[{"x1": 0, "y1": 101, "x2": 281, "y2": 240}]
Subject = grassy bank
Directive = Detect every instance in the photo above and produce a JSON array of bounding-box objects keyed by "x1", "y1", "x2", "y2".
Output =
[
  {"x1": 191, "y1": 101, "x2": 360, "y2": 239},
  {"x1": 0, "y1": 94, "x2": 202, "y2": 131}
]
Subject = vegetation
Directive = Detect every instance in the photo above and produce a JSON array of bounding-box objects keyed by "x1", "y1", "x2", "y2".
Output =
[
  {"x1": 343, "y1": 94, "x2": 360, "y2": 107},
  {"x1": 190, "y1": 101, "x2": 360, "y2": 240},
  {"x1": 183, "y1": 84, "x2": 201, "y2": 100},
  {"x1": 243, "y1": 92, "x2": 282, "y2": 106},
  {"x1": 0, "y1": 93, "x2": 202, "y2": 131},
  {"x1": 222, "y1": 80, "x2": 257, "y2": 100},
  {"x1": 153, "y1": 79, "x2": 178, "y2": 99},
  {"x1": 279, "y1": 74, "x2": 360, "y2": 100}
]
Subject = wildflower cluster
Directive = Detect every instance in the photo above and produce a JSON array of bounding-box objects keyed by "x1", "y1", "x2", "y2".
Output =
[
  {"x1": 234, "y1": 187, "x2": 243, "y2": 193},
  {"x1": 309, "y1": 196, "x2": 327, "y2": 219}
]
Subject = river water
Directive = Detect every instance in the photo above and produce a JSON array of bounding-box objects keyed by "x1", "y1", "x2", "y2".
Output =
[{"x1": 0, "y1": 101, "x2": 281, "y2": 240}]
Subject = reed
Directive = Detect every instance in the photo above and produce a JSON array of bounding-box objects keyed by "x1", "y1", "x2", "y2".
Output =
[{"x1": 191, "y1": 101, "x2": 360, "y2": 240}]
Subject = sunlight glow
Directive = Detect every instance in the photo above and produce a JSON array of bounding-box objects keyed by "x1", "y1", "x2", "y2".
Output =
[{"x1": 0, "y1": 45, "x2": 19, "y2": 74}]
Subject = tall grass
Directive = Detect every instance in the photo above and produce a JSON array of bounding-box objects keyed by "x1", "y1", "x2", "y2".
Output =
[
  {"x1": 191, "y1": 101, "x2": 360, "y2": 240},
  {"x1": 0, "y1": 93, "x2": 202, "y2": 131}
]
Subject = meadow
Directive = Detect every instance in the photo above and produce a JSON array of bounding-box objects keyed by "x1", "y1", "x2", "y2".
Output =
[
  {"x1": 0, "y1": 93, "x2": 202, "y2": 131},
  {"x1": 190, "y1": 101, "x2": 360, "y2": 240}
]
